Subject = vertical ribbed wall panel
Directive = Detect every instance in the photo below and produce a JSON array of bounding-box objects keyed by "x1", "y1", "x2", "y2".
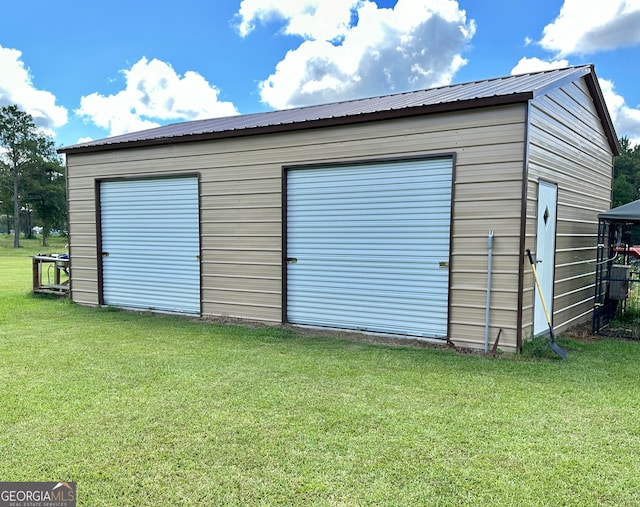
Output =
[
  {"x1": 100, "y1": 177, "x2": 201, "y2": 314},
  {"x1": 286, "y1": 158, "x2": 453, "y2": 338}
]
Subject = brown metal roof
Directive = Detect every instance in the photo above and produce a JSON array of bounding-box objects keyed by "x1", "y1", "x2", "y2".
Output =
[{"x1": 58, "y1": 64, "x2": 620, "y2": 155}]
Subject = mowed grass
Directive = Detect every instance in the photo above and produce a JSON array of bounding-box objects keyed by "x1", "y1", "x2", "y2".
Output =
[{"x1": 1, "y1": 239, "x2": 640, "y2": 506}]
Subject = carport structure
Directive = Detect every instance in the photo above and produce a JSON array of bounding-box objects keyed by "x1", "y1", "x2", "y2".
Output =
[{"x1": 593, "y1": 199, "x2": 640, "y2": 335}]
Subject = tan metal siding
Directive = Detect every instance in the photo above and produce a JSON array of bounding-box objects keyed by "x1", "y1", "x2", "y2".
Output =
[
  {"x1": 447, "y1": 106, "x2": 527, "y2": 351},
  {"x1": 524, "y1": 77, "x2": 614, "y2": 340},
  {"x1": 66, "y1": 104, "x2": 527, "y2": 350}
]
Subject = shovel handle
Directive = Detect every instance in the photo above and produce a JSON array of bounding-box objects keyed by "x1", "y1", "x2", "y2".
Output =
[
  {"x1": 526, "y1": 249, "x2": 552, "y2": 326},
  {"x1": 525, "y1": 249, "x2": 567, "y2": 360}
]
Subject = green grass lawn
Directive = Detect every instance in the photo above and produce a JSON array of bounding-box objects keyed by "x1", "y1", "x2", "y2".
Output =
[{"x1": 1, "y1": 240, "x2": 640, "y2": 506}]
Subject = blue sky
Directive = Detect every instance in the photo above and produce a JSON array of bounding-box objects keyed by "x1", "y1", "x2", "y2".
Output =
[{"x1": 1, "y1": 0, "x2": 639, "y2": 148}]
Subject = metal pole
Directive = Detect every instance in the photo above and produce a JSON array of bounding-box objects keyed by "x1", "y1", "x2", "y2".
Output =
[{"x1": 484, "y1": 231, "x2": 494, "y2": 352}]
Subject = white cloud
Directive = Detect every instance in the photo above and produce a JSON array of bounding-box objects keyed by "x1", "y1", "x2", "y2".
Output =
[
  {"x1": 599, "y1": 78, "x2": 640, "y2": 146},
  {"x1": 236, "y1": 0, "x2": 476, "y2": 109},
  {"x1": 527, "y1": 1, "x2": 640, "y2": 146},
  {"x1": 76, "y1": 57, "x2": 238, "y2": 137},
  {"x1": 540, "y1": 0, "x2": 640, "y2": 56},
  {"x1": 510, "y1": 57, "x2": 570, "y2": 75},
  {"x1": 0, "y1": 44, "x2": 68, "y2": 136},
  {"x1": 236, "y1": 0, "x2": 361, "y2": 41}
]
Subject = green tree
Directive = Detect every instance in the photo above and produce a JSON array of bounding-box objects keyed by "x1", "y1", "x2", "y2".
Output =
[
  {"x1": 612, "y1": 174, "x2": 636, "y2": 208},
  {"x1": 0, "y1": 162, "x2": 12, "y2": 233},
  {"x1": 612, "y1": 136, "x2": 640, "y2": 207},
  {"x1": 22, "y1": 158, "x2": 66, "y2": 247},
  {"x1": 0, "y1": 105, "x2": 63, "y2": 248}
]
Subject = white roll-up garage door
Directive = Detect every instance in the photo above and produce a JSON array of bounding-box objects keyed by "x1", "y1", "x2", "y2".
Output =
[
  {"x1": 100, "y1": 177, "x2": 201, "y2": 314},
  {"x1": 286, "y1": 158, "x2": 452, "y2": 338}
]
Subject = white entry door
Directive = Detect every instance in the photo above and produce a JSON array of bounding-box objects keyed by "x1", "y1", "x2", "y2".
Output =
[{"x1": 534, "y1": 180, "x2": 558, "y2": 335}]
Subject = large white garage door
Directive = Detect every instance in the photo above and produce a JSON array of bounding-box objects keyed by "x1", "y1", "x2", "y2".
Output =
[
  {"x1": 286, "y1": 158, "x2": 453, "y2": 338},
  {"x1": 100, "y1": 177, "x2": 201, "y2": 314}
]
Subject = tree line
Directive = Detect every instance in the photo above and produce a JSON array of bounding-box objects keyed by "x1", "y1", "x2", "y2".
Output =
[
  {"x1": 613, "y1": 137, "x2": 640, "y2": 208},
  {"x1": 0, "y1": 105, "x2": 66, "y2": 248}
]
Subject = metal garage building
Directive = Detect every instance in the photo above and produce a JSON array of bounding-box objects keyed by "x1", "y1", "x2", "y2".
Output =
[{"x1": 59, "y1": 65, "x2": 619, "y2": 352}]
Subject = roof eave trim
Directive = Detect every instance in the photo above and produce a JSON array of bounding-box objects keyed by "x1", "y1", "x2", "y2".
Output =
[
  {"x1": 583, "y1": 68, "x2": 621, "y2": 156},
  {"x1": 58, "y1": 92, "x2": 534, "y2": 155}
]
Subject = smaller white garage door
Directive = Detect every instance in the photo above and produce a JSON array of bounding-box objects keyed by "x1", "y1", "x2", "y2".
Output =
[
  {"x1": 286, "y1": 157, "x2": 453, "y2": 338},
  {"x1": 100, "y1": 177, "x2": 201, "y2": 314}
]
